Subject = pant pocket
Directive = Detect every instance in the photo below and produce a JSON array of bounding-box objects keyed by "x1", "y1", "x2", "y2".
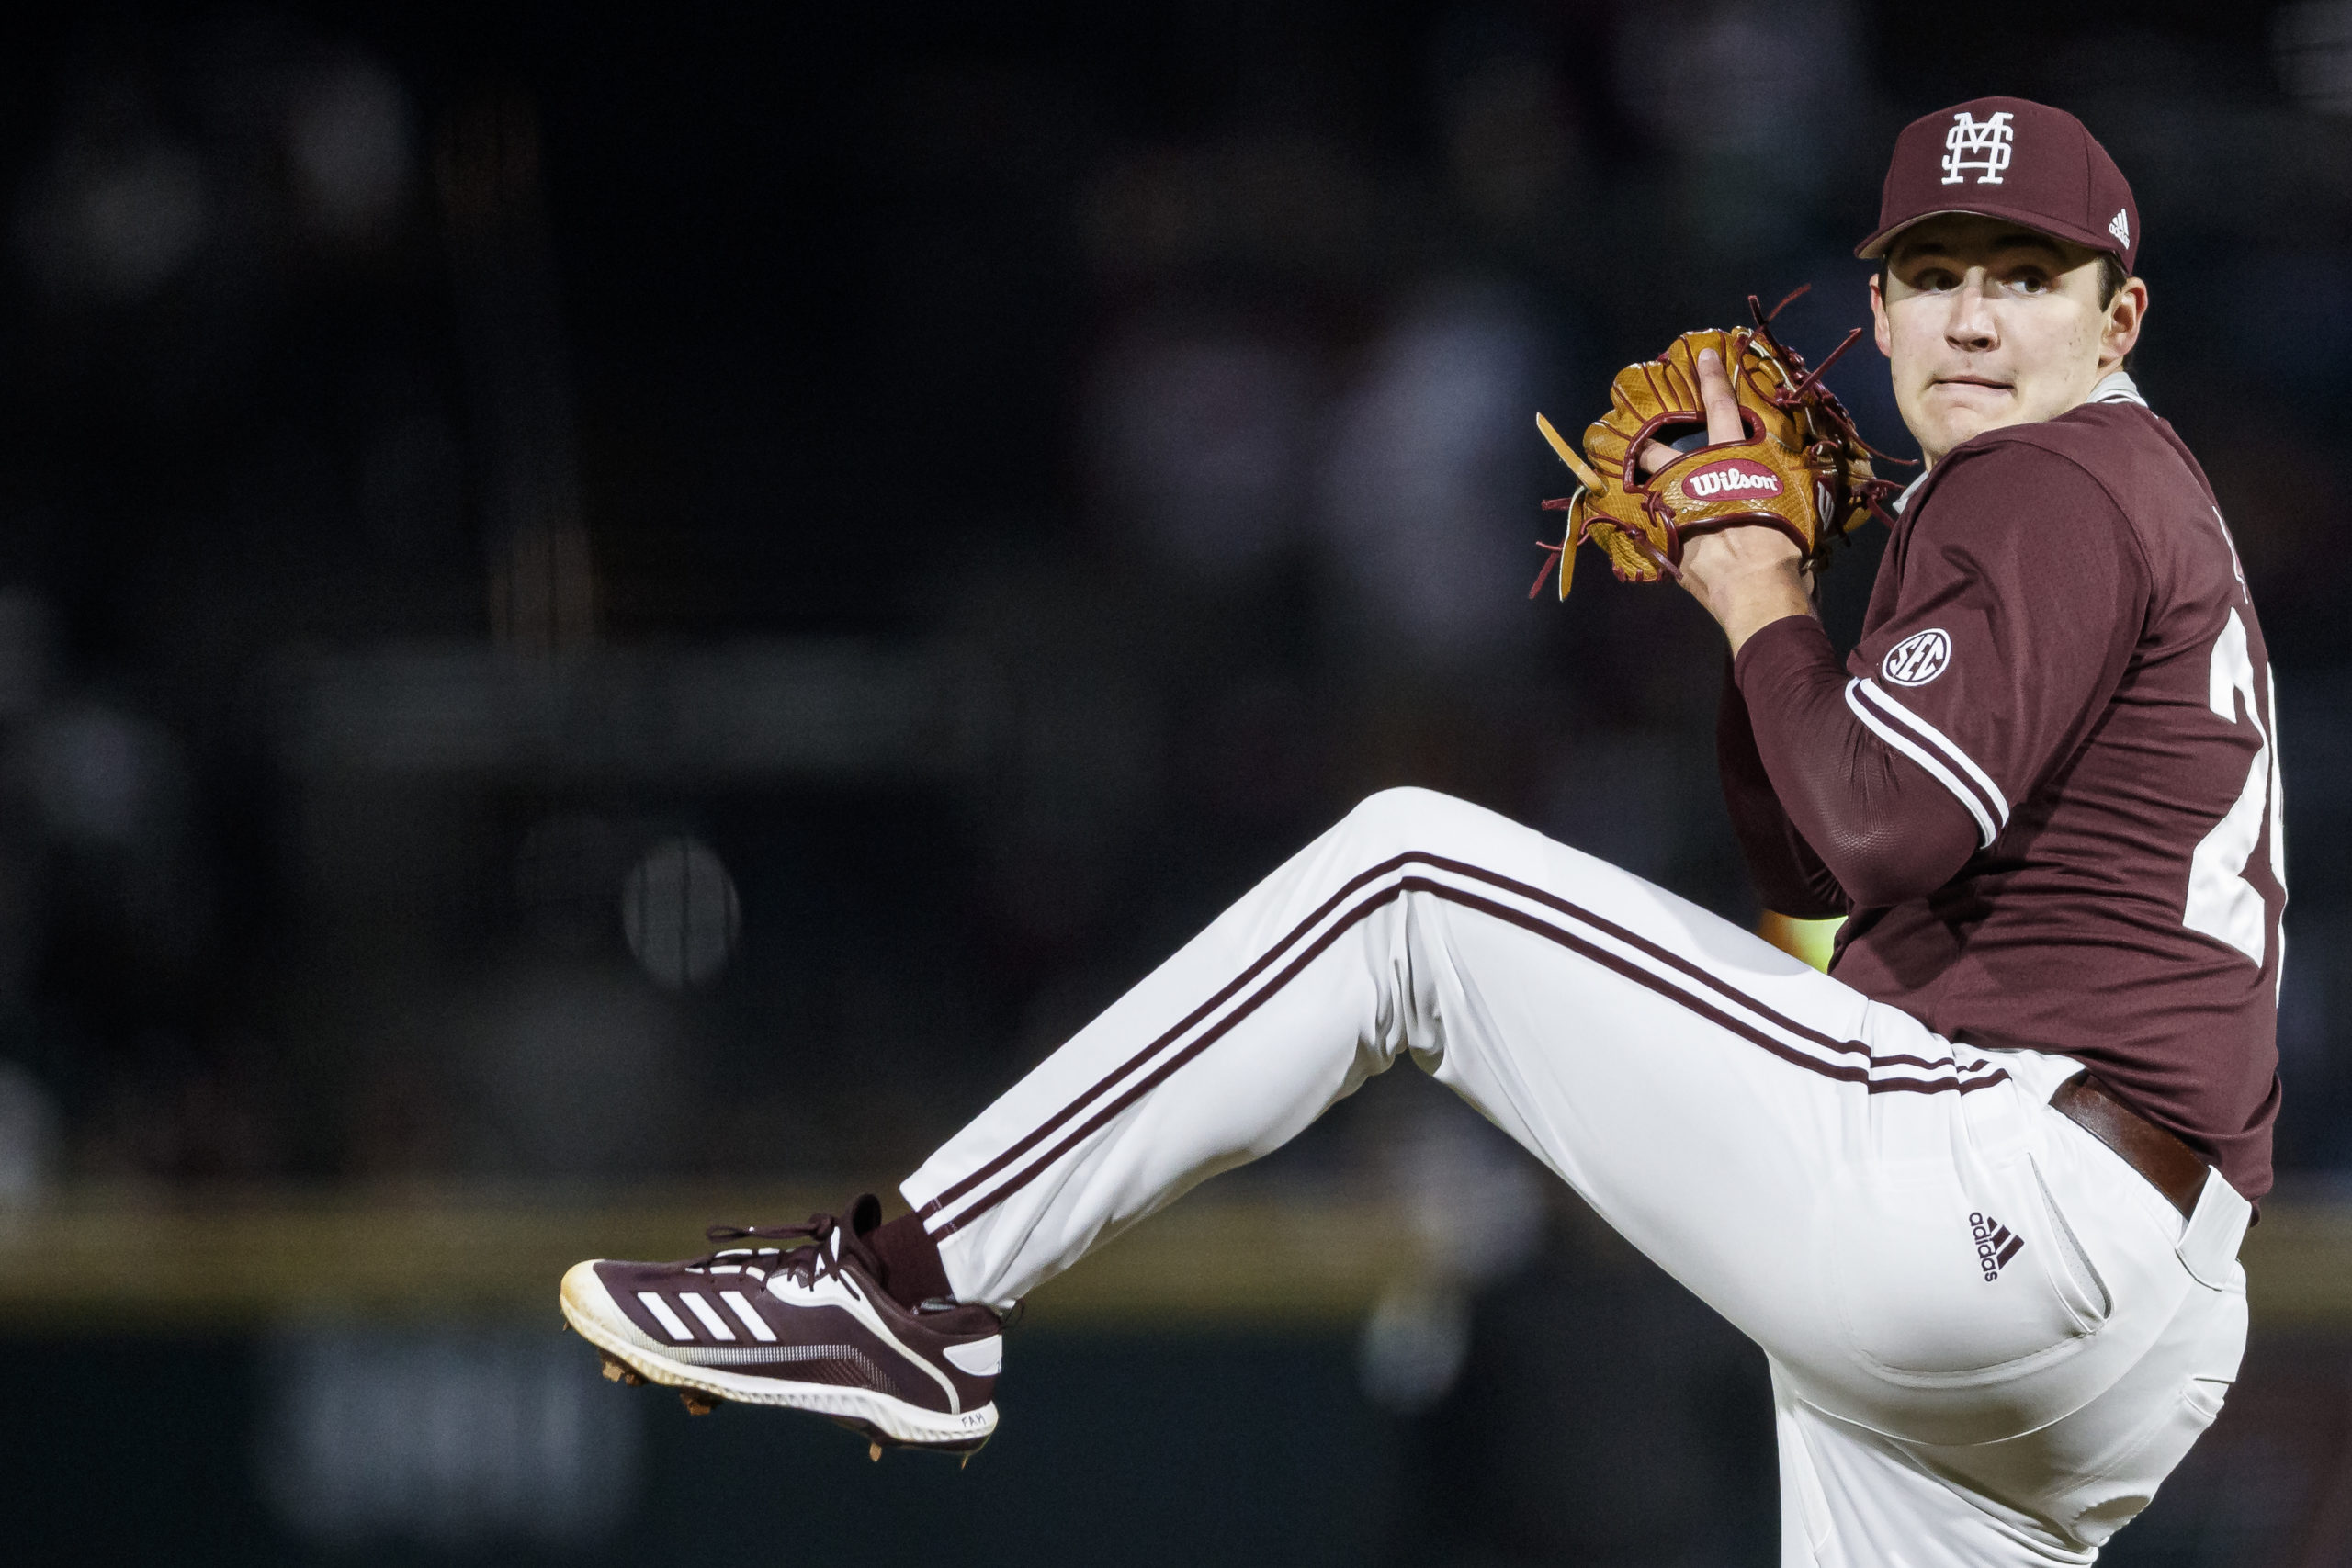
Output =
[
  {"x1": 1826, "y1": 1151, "x2": 2109, "y2": 1390},
  {"x1": 2064, "y1": 1375, "x2": 2229, "y2": 1548}
]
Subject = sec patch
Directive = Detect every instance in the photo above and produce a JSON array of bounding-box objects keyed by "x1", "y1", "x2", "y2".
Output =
[{"x1": 1882, "y1": 628, "x2": 1951, "y2": 687}]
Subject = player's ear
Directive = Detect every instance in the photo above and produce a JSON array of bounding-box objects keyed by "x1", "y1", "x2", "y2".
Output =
[
  {"x1": 2101, "y1": 276, "x2": 2147, "y2": 370},
  {"x1": 1870, "y1": 269, "x2": 1893, "y2": 358}
]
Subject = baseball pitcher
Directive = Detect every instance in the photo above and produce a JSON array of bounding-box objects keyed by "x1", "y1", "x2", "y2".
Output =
[{"x1": 561, "y1": 98, "x2": 2278, "y2": 1565}]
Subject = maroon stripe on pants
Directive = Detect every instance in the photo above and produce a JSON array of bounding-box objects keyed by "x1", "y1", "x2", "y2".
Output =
[
  {"x1": 920, "y1": 848, "x2": 1889, "y2": 1226},
  {"x1": 923, "y1": 868, "x2": 2006, "y2": 1238},
  {"x1": 1415, "y1": 852, "x2": 1872, "y2": 1059},
  {"x1": 916, "y1": 853, "x2": 1438, "y2": 1224}
]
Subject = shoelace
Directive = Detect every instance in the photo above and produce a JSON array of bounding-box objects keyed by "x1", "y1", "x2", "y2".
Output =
[
  {"x1": 687, "y1": 1214, "x2": 1018, "y2": 1329},
  {"x1": 693, "y1": 1213, "x2": 869, "y2": 1297}
]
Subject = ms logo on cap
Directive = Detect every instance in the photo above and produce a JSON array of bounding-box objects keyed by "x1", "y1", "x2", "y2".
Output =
[{"x1": 1940, "y1": 111, "x2": 2014, "y2": 186}]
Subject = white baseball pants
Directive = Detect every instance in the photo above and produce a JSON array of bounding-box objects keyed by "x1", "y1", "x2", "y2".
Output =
[{"x1": 902, "y1": 788, "x2": 2251, "y2": 1563}]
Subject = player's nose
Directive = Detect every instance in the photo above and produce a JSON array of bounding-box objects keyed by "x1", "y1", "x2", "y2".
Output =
[{"x1": 1943, "y1": 280, "x2": 2000, "y2": 352}]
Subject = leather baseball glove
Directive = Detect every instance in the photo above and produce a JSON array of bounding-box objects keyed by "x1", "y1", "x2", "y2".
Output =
[{"x1": 1530, "y1": 288, "x2": 1902, "y2": 598}]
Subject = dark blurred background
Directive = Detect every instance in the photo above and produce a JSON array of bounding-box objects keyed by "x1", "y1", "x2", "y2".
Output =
[{"x1": 0, "y1": 2, "x2": 2347, "y2": 1563}]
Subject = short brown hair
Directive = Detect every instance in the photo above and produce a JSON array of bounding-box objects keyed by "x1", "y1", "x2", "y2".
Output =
[{"x1": 2095, "y1": 255, "x2": 2127, "y2": 308}]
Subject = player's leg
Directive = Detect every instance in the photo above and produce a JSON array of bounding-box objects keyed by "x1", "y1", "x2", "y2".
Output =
[
  {"x1": 1774, "y1": 1179, "x2": 2248, "y2": 1565},
  {"x1": 908, "y1": 786, "x2": 1936, "y2": 1307},
  {"x1": 563, "y1": 784, "x2": 2235, "y2": 1501},
  {"x1": 897, "y1": 785, "x2": 2228, "y2": 1452},
  {"x1": 565, "y1": 780, "x2": 1881, "y2": 1450},
  {"x1": 907, "y1": 782, "x2": 1908, "y2": 1310}
]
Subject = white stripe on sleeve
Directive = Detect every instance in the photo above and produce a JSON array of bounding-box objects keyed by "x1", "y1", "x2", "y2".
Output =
[
  {"x1": 1844, "y1": 680, "x2": 2001, "y2": 849},
  {"x1": 1852, "y1": 679, "x2": 2009, "y2": 831}
]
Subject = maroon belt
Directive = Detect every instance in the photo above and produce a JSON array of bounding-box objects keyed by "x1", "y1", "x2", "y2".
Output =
[{"x1": 2049, "y1": 1071, "x2": 2209, "y2": 1220}]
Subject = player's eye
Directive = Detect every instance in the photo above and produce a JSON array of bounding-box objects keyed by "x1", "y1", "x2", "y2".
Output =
[{"x1": 2006, "y1": 271, "x2": 2051, "y2": 295}]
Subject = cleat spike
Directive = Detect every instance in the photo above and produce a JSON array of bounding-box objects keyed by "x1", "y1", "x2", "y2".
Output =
[
  {"x1": 869, "y1": 1441, "x2": 885, "y2": 1462},
  {"x1": 680, "y1": 1392, "x2": 717, "y2": 1416}
]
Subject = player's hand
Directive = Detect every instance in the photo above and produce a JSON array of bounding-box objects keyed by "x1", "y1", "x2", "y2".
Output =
[{"x1": 1638, "y1": 347, "x2": 1812, "y2": 655}]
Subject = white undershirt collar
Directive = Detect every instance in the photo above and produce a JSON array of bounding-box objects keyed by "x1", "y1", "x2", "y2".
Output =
[{"x1": 2086, "y1": 369, "x2": 2148, "y2": 407}]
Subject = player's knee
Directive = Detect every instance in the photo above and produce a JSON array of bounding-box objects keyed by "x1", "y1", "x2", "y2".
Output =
[{"x1": 1340, "y1": 785, "x2": 1482, "y2": 852}]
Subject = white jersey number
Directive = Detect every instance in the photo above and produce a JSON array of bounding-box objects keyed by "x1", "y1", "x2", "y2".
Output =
[{"x1": 2182, "y1": 609, "x2": 2286, "y2": 967}]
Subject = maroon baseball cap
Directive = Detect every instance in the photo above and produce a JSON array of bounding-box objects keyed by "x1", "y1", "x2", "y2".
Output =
[{"x1": 1856, "y1": 96, "x2": 2139, "y2": 274}]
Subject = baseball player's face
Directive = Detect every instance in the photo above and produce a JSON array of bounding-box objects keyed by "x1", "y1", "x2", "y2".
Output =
[{"x1": 1870, "y1": 215, "x2": 2145, "y2": 465}]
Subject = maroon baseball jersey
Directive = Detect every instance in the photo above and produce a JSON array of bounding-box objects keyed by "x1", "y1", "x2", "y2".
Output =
[{"x1": 1722, "y1": 378, "x2": 2283, "y2": 1200}]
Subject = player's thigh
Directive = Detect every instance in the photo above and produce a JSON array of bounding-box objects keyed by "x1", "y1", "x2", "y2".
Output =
[
  {"x1": 1916, "y1": 1273, "x2": 2245, "y2": 1553},
  {"x1": 1381, "y1": 818, "x2": 2129, "y2": 1429},
  {"x1": 1385, "y1": 831, "x2": 1896, "y2": 1339}
]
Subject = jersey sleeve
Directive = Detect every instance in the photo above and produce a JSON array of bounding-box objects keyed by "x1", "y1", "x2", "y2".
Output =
[
  {"x1": 1842, "y1": 440, "x2": 2150, "y2": 850},
  {"x1": 1716, "y1": 659, "x2": 1849, "y2": 919},
  {"x1": 1734, "y1": 615, "x2": 1983, "y2": 907}
]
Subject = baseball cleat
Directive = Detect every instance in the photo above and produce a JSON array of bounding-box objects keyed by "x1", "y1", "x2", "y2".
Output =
[{"x1": 560, "y1": 1195, "x2": 1004, "y2": 1455}]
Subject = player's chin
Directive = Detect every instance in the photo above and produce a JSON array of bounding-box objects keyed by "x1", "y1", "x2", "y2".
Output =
[{"x1": 1918, "y1": 388, "x2": 2018, "y2": 448}]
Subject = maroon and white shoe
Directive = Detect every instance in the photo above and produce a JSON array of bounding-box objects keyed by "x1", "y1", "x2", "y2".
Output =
[{"x1": 560, "y1": 1195, "x2": 1003, "y2": 1454}]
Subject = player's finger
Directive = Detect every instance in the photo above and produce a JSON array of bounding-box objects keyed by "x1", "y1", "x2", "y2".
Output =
[
  {"x1": 1642, "y1": 349, "x2": 1742, "y2": 475},
  {"x1": 1697, "y1": 348, "x2": 1744, "y2": 445}
]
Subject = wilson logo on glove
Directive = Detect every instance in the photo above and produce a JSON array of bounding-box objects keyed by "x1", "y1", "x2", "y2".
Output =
[{"x1": 1683, "y1": 460, "x2": 1781, "y2": 499}]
